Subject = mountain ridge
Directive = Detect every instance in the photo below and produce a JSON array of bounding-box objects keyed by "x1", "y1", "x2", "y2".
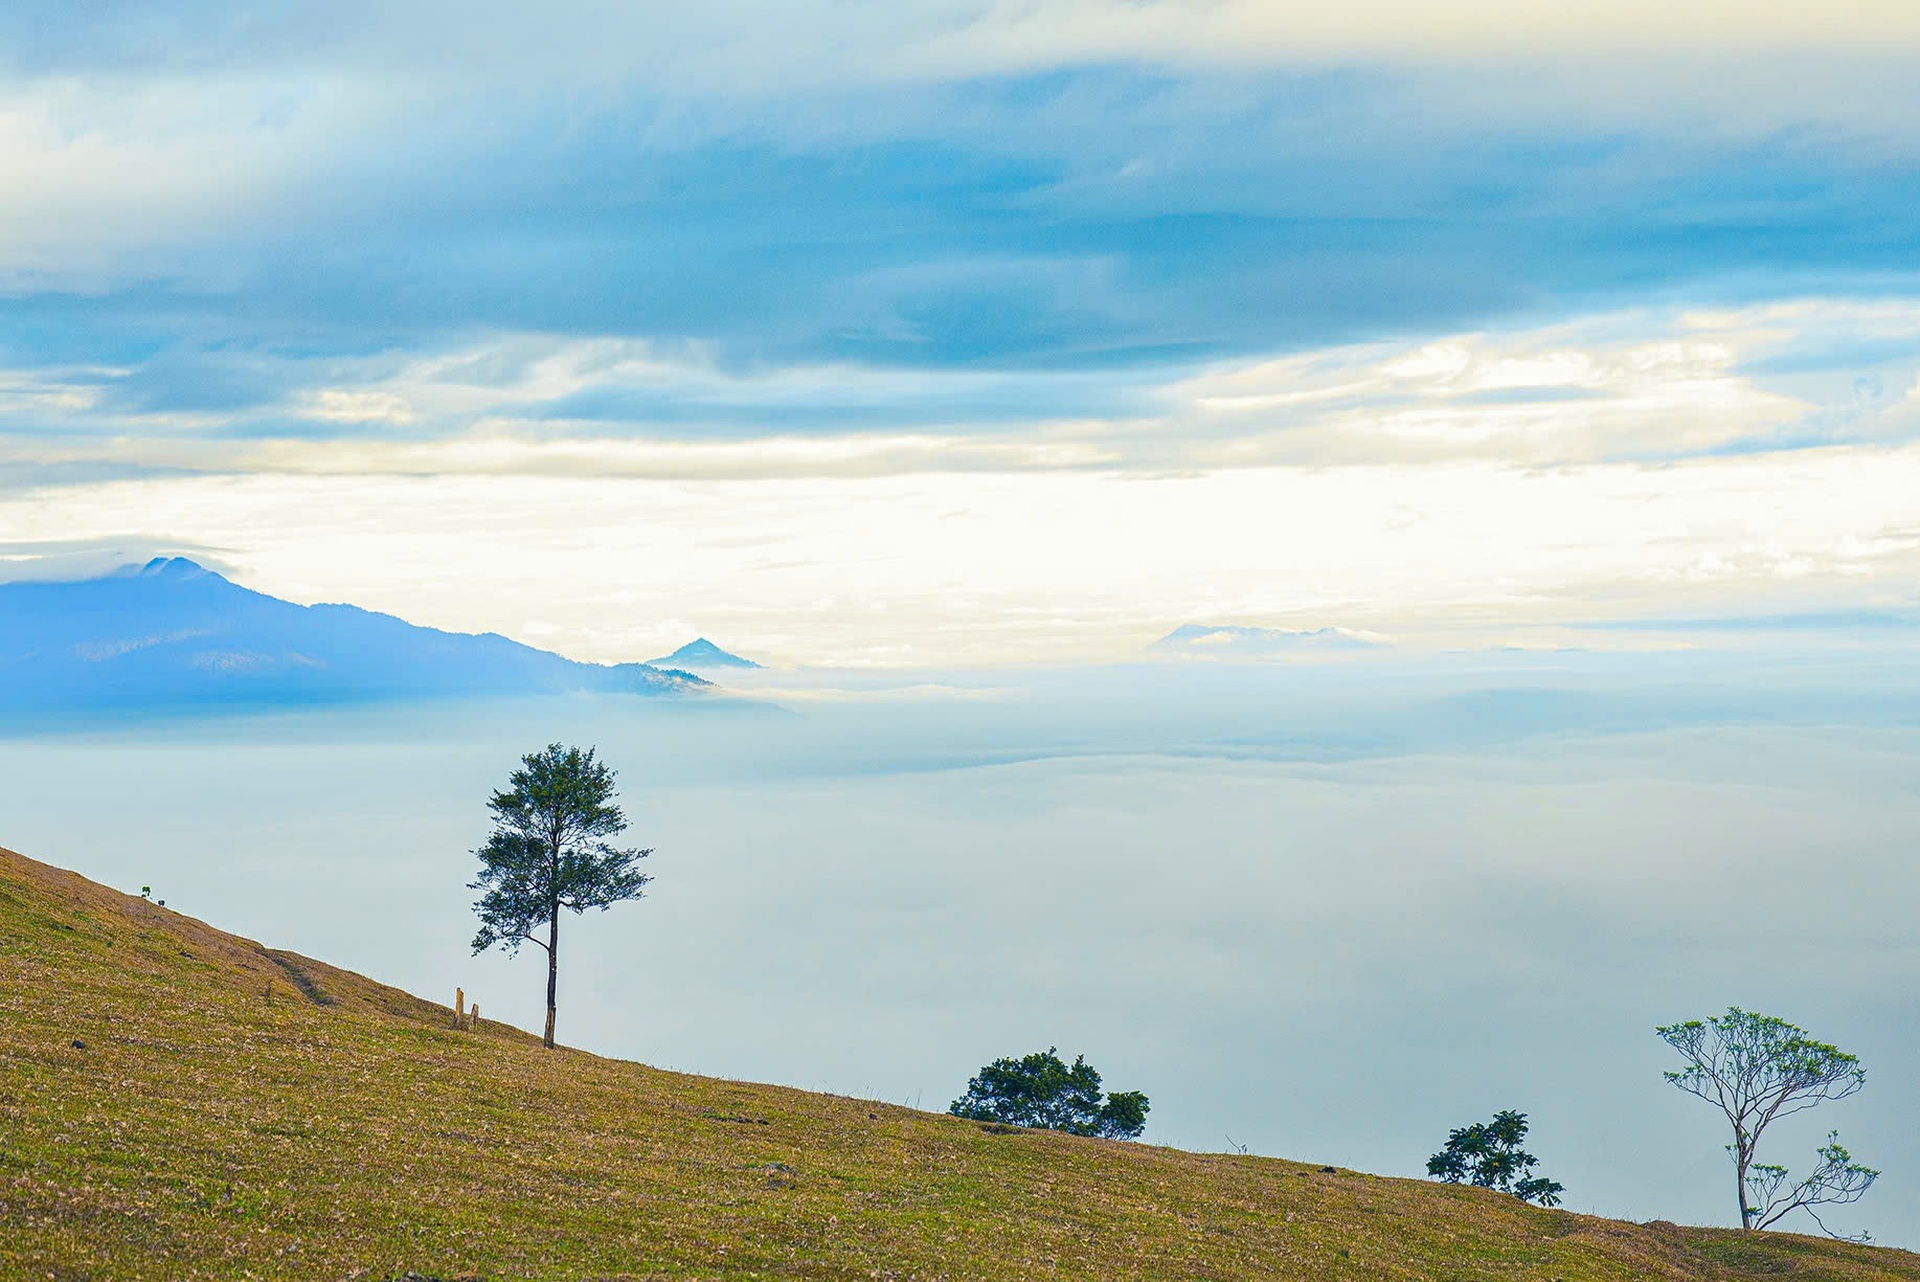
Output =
[
  {"x1": 0, "y1": 558, "x2": 709, "y2": 719},
  {"x1": 1152, "y1": 623, "x2": 1385, "y2": 656}
]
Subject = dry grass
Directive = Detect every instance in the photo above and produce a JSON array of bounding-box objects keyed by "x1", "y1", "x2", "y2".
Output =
[{"x1": 4, "y1": 844, "x2": 1916, "y2": 1281}]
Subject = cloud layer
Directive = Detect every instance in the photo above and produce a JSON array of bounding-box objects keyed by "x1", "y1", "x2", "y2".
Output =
[
  {"x1": 6, "y1": 435, "x2": 1919, "y2": 665},
  {"x1": 5, "y1": 5, "x2": 1920, "y2": 657},
  {"x1": 6, "y1": 299, "x2": 1919, "y2": 482}
]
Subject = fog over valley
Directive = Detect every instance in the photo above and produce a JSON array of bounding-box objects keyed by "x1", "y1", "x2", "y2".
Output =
[{"x1": 7, "y1": 650, "x2": 1916, "y2": 1242}]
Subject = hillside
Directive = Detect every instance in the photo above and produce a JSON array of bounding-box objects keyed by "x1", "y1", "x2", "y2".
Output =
[
  {"x1": 3, "y1": 848, "x2": 1915, "y2": 1281},
  {"x1": 0, "y1": 558, "x2": 707, "y2": 720}
]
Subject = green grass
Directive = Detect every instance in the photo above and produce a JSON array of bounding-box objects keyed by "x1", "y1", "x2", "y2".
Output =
[{"x1": 3, "y1": 844, "x2": 1916, "y2": 1281}]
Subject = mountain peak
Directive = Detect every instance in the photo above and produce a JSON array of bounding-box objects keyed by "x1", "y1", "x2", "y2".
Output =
[
  {"x1": 649, "y1": 637, "x2": 762, "y2": 669},
  {"x1": 132, "y1": 557, "x2": 217, "y2": 582}
]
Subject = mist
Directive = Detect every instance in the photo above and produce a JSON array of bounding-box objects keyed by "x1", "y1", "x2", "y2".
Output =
[{"x1": 5, "y1": 647, "x2": 1917, "y2": 1243}]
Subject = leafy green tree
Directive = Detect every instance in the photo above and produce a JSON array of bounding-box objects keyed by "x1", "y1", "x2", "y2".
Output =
[
  {"x1": 950, "y1": 1048, "x2": 1149, "y2": 1140},
  {"x1": 1658, "y1": 1008, "x2": 1877, "y2": 1236},
  {"x1": 1426, "y1": 1109, "x2": 1564, "y2": 1206},
  {"x1": 470, "y1": 743, "x2": 651, "y2": 1049}
]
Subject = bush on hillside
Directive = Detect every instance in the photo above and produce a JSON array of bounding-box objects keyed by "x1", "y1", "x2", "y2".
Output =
[
  {"x1": 950, "y1": 1048, "x2": 1148, "y2": 1140},
  {"x1": 1427, "y1": 1109, "x2": 1564, "y2": 1207}
]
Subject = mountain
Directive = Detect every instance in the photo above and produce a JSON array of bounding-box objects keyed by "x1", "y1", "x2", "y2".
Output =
[
  {"x1": 1152, "y1": 623, "x2": 1384, "y2": 657},
  {"x1": 0, "y1": 557, "x2": 707, "y2": 717},
  {"x1": 9, "y1": 844, "x2": 1914, "y2": 1280},
  {"x1": 649, "y1": 636, "x2": 763, "y2": 669}
]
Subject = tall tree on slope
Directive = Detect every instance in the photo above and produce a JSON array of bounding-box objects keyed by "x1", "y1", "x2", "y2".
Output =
[
  {"x1": 470, "y1": 743, "x2": 651, "y2": 1048},
  {"x1": 1658, "y1": 1008, "x2": 1876, "y2": 1238}
]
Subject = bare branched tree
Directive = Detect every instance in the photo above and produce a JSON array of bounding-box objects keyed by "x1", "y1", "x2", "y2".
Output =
[
  {"x1": 1657, "y1": 1008, "x2": 1876, "y2": 1237},
  {"x1": 1743, "y1": 1135, "x2": 1878, "y2": 1238}
]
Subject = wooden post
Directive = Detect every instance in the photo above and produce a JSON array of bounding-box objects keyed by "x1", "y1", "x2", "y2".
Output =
[
  {"x1": 455, "y1": 986, "x2": 465, "y2": 1028},
  {"x1": 469, "y1": 1002, "x2": 479, "y2": 1030}
]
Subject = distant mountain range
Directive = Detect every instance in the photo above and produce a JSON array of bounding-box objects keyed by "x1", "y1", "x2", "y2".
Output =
[
  {"x1": 1151, "y1": 624, "x2": 1383, "y2": 657},
  {"x1": 0, "y1": 558, "x2": 709, "y2": 718},
  {"x1": 648, "y1": 638, "x2": 762, "y2": 670}
]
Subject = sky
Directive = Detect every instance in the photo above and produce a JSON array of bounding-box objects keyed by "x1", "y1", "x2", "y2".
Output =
[{"x1": 3, "y1": 2, "x2": 1920, "y2": 663}]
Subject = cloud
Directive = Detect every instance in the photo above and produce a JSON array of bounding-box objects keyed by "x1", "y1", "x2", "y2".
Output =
[
  {"x1": 2, "y1": 47, "x2": 1918, "y2": 381},
  {"x1": 0, "y1": 5, "x2": 1915, "y2": 664},
  {"x1": 300, "y1": 391, "x2": 418, "y2": 426},
  {"x1": 0, "y1": 535, "x2": 235, "y2": 583},
  {"x1": 1156, "y1": 304, "x2": 1838, "y2": 466},
  {"x1": 6, "y1": 438, "x2": 1920, "y2": 665},
  {"x1": 6, "y1": 298, "x2": 1920, "y2": 482},
  {"x1": 9, "y1": 3, "x2": 1920, "y2": 86},
  {"x1": 0, "y1": 75, "x2": 387, "y2": 281}
]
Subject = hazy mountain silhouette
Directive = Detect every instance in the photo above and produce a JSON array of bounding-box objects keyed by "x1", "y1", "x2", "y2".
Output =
[
  {"x1": 649, "y1": 637, "x2": 762, "y2": 669},
  {"x1": 1151, "y1": 624, "x2": 1383, "y2": 657},
  {"x1": 0, "y1": 558, "x2": 707, "y2": 717}
]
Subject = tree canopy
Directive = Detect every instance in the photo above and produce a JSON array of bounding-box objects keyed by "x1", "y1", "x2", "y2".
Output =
[
  {"x1": 1426, "y1": 1109, "x2": 1564, "y2": 1207},
  {"x1": 949, "y1": 1048, "x2": 1149, "y2": 1140},
  {"x1": 1657, "y1": 1007, "x2": 1876, "y2": 1237},
  {"x1": 470, "y1": 743, "x2": 651, "y2": 1048}
]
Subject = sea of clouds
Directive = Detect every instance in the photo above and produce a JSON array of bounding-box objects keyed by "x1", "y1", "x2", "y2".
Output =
[{"x1": 4, "y1": 648, "x2": 1916, "y2": 1242}]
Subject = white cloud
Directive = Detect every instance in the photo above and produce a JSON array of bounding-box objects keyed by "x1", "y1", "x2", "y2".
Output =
[
  {"x1": 5, "y1": 439, "x2": 1920, "y2": 666},
  {"x1": 300, "y1": 390, "x2": 417, "y2": 425},
  {"x1": 14, "y1": 298, "x2": 1910, "y2": 476},
  {"x1": 0, "y1": 366, "x2": 101, "y2": 413},
  {"x1": 7, "y1": 298, "x2": 1920, "y2": 667},
  {"x1": 2, "y1": 3, "x2": 1919, "y2": 285},
  {"x1": 0, "y1": 76, "x2": 383, "y2": 282},
  {"x1": 30, "y1": 3, "x2": 1920, "y2": 84},
  {"x1": 1167, "y1": 309, "x2": 1816, "y2": 465}
]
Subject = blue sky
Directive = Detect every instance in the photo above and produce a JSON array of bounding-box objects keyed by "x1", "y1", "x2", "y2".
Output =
[{"x1": 5, "y1": 2, "x2": 1920, "y2": 661}]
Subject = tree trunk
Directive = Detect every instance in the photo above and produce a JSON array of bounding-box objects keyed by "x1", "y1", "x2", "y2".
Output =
[
  {"x1": 1735, "y1": 1133, "x2": 1752, "y2": 1230},
  {"x1": 543, "y1": 902, "x2": 560, "y2": 1049}
]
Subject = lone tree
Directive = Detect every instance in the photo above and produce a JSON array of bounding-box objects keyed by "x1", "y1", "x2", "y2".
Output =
[
  {"x1": 470, "y1": 743, "x2": 651, "y2": 1049},
  {"x1": 1427, "y1": 1109, "x2": 1564, "y2": 1207},
  {"x1": 1657, "y1": 1007, "x2": 1877, "y2": 1237},
  {"x1": 949, "y1": 1048, "x2": 1148, "y2": 1140}
]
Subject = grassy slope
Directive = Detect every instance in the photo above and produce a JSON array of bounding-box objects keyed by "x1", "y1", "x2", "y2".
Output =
[{"x1": 3, "y1": 847, "x2": 1915, "y2": 1282}]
